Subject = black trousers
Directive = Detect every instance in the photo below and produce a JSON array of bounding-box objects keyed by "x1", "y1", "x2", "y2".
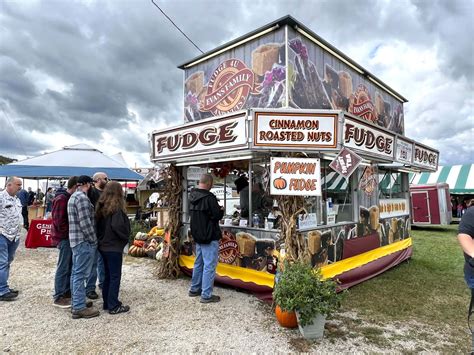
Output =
[
  {"x1": 22, "y1": 206, "x2": 29, "y2": 229},
  {"x1": 99, "y1": 250, "x2": 123, "y2": 311}
]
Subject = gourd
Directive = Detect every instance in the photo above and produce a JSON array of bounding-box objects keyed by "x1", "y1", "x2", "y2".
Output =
[
  {"x1": 128, "y1": 245, "x2": 146, "y2": 257},
  {"x1": 133, "y1": 240, "x2": 145, "y2": 248}
]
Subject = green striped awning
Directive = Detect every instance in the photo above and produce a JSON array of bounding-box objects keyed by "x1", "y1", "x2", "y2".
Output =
[
  {"x1": 380, "y1": 173, "x2": 402, "y2": 193},
  {"x1": 409, "y1": 164, "x2": 474, "y2": 194}
]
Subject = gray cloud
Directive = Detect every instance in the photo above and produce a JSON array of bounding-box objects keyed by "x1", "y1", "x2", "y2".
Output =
[{"x1": 0, "y1": 0, "x2": 472, "y2": 166}]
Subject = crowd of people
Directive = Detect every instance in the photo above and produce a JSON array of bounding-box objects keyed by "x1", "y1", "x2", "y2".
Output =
[{"x1": 0, "y1": 173, "x2": 131, "y2": 319}]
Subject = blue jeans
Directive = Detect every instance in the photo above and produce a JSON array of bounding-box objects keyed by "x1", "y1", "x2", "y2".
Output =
[
  {"x1": 53, "y1": 239, "x2": 72, "y2": 300},
  {"x1": 0, "y1": 234, "x2": 20, "y2": 296},
  {"x1": 71, "y1": 242, "x2": 96, "y2": 311},
  {"x1": 86, "y1": 249, "x2": 105, "y2": 293},
  {"x1": 190, "y1": 240, "x2": 219, "y2": 299},
  {"x1": 99, "y1": 250, "x2": 123, "y2": 310}
]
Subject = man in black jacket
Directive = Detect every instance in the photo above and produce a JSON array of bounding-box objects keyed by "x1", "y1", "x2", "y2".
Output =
[{"x1": 188, "y1": 174, "x2": 224, "y2": 303}]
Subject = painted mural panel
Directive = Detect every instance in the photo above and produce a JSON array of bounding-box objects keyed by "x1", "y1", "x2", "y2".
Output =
[
  {"x1": 183, "y1": 29, "x2": 286, "y2": 122},
  {"x1": 287, "y1": 28, "x2": 405, "y2": 134}
]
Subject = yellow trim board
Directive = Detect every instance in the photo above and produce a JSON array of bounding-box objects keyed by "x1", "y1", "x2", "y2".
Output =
[
  {"x1": 179, "y1": 255, "x2": 276, "y2": 288},
  {"x1": 179, "y1": 238, "x2": 412, "y2": 288},
  {"x1": 320, "y1": 238, "x2": 412, "y2": 279}
]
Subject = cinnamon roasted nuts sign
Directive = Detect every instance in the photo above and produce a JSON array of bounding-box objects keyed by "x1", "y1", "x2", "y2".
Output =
[
  {"x1": 343, "y1": 116, "x2": 395, "y2": 160},
  {"x1": 270, "y1": 157, "x2": 322, "y2": 196},
  {"x1": 254, "y1": 112, "x2": 338, "y2": 149},
  {"x1": 150, "y1": 112, "x2": 248, "y2": 161}
]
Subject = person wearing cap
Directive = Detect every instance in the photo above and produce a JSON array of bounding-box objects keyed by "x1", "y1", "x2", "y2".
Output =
[
  {"x1": 85, "y1": 172, "x2": 109, "y2": 300},
  {"x1": 67, "y1": 175, "x2": 100, "y2": 319}
]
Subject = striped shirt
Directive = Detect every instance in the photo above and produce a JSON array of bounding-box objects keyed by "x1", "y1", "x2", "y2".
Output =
[
  {"x1": 0, "y1": 189, "x2": 23, "y2": 242},
  {"x1": 67, "y1": 190, "x2": 97, "y2": 248}
]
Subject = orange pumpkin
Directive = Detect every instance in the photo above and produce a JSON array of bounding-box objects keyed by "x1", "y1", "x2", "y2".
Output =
[
  {"x1": 275, "y1": 305, "x2": 298, "y2": 328},
  {"x1": 273, "y1": 177, "x2": 287, "y2": 190}
]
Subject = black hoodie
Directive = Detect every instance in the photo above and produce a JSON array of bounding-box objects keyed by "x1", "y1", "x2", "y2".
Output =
[{"x1": 189, "y1": 188, "x2": 224, "y2": 244}]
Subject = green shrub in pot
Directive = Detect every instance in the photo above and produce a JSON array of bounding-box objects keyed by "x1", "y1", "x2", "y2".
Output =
[{"x1": 273, "y1": 261, "x2": 343, "y2": 327}]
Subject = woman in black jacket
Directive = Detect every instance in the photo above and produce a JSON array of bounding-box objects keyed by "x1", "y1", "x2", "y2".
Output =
[{"x1": 96, "y1": 181, "x2": 131, "y2": 314}]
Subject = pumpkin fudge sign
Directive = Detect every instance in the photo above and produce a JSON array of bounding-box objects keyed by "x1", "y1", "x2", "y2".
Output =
[
  {"x1": 270, "y1": 157, "x2": 322, "y2": 196},
  {"x1": 254, "y1": 111, "x2": 338, "y2": 149}
]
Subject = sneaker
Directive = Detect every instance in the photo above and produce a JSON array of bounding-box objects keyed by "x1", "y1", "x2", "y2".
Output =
[
  {"x1": 53, "y1": 297, "x2": 71, "y2": 309},
  {"x1": 109, "y1": 305, "x2": 130, "y2": 315},
  {"x1": 0, "y1": 291, "x2": 18, "y2": 302},
  {"x1": 86, "y1": 291, "x2": 99, "y2": 300},
  {"x1": 188, "y1": 290, "x2": 201, "y2": 297},
  {"x1": 70, "y1": 301, "x2": 93, "y2": 313},
  {"x1": 71, "y1": 306, "x2": 100, "y2": 319},
  {"x1": 200, "y1": 295, "x2": 221, "y2": 303},
  {"x1": 9, "y1": 288, "x2": 19, "y2": 296}
]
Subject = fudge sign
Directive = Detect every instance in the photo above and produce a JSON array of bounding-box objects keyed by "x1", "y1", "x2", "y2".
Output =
[
  {"x1": 413, "y1": 144, "x2": 438, "y2": 170},
  {"x1": 151, "y1": 113, "x2": 248, "y2": 161},
  {"x1": 343, "y1": 116, "x2": 394, "y2": 159},
  {"x1": 254, "y1": 112, "x2": 338, "y2": 149},
  {"x1": 270, "y1": 157, "x2": 322, "y2": 196}
]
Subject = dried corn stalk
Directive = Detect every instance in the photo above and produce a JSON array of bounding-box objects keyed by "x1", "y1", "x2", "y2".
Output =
[{"x1": 157, "y1": 164, "x2": 183, "y2": 279}]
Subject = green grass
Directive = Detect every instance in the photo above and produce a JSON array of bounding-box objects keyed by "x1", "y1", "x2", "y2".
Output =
[{"x1": 340, "y1": 224, "x2": 469, "y2": 351}]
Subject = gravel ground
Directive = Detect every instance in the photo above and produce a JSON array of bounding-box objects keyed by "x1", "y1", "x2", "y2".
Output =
[{"x1": 1, "y1": 234, "x2": 451, "y2": 353}]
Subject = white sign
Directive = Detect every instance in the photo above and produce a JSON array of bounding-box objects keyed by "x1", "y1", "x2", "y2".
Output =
[
  {"x1": 413, "y1": 144, "x2": 438, "y2": 171},
  {"x1": 395, "y1": 137, "x2": 413, "y2": 164},
  {"x1": 343, "y1": 116, "x2": 395, "y2": 160},
  {"x1": 379, "y1": 198, "x2": 409, "y2": 218},
  {"x1": 151, "y1": 112, "x2": 248, "y2": 161},
  {"x1": 254, "y1": 112, "x2": 338, "y2": 149},
  {"x1": 210, "y1": 185, "x2": 233, "y2": 200},
  {"x1": 187, "y1": 167, "x2": 208, "y2": 181},
  {"x1": 298, "y1": 213, "x2": 318, "y2": 229},
  {"x1": 270, "y1": 157, "x2": 322, "y2": 196}
]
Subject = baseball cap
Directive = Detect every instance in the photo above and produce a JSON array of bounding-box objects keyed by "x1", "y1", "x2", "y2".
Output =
[{"x1": 77, "y1": 175, "x2": 94, "y2": 185}]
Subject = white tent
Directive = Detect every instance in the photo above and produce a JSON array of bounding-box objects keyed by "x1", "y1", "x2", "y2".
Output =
[{"x1": 0, "y1": 144, "x2": 143, "y2": 181}]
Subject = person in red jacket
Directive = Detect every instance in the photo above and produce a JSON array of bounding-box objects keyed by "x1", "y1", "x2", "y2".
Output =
[{"x1": 51, "y1": 176, "x2": 78, "y2": 308}]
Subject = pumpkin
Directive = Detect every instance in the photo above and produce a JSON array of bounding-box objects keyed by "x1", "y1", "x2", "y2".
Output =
[
  {"x1": 133, "y1": 240, "x2": 145, "y2": 248},
  {"x1": 128, "y1": 245, "x2": 146, "y2": 257},
  {"x1": 275, "y1": 305, "x2": 298, "y2": 328},
  {"x1": 273, "y1": 177, "x2": 287, "y2": 190}
]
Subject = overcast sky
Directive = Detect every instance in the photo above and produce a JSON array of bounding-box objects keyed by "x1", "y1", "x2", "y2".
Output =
[{"x1": 1, "y1": 0, "x2": 473, "y2": 167}]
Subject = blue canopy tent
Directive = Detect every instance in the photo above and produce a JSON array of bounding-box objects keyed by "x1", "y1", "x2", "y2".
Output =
[{"x1": 0, "y1": 144, "x2": 143, "y2": 181}]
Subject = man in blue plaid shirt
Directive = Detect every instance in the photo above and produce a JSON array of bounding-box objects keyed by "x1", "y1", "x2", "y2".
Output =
[{"x1": 67, "y1": 175, "x2": 100, "y2": 319}]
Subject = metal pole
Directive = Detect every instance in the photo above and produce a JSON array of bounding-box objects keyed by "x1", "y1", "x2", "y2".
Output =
[
  {"x1": 224, "y1": 175, "x2": 227, "y2": 214},
  {"x1": 248, "y1": 159, "x2": 253, "y2": 227}
]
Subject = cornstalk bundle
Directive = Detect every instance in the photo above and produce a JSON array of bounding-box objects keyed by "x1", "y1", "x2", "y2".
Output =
[
  {"x1": 276, "y1": 195, "x2": 306, "y2": 262},
  {"x1": 157, "y1": 164, "x2": 183, "y2": 279}
]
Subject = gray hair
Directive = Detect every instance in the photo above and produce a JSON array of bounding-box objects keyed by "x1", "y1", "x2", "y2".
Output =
[
  {"x1": 93, "y1": 172, "x2": 107, "y2": 180},
  {"x1": 6, "y1": 176, "x2": 20, "y2": 185}
]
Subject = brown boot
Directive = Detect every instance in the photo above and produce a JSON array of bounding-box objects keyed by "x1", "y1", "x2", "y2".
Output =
[{"x1": 71, "y1": 306, "x2": 100, "y2": 319}]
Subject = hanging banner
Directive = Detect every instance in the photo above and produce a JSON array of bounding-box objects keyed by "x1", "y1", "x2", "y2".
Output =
[
  {"x1": 150, "y1": 112, "x2": 248, "y2": 161},
  {"x1": 395, "y1": 137, "x2": 413, "y2": 164},
  {"x1": 413, "y1": 144, "x2": 439, "y2": 171},
  {"x1": 329, "y1": 147, "x2": 362, "y2": 179},
  {"x1": 343, "y1": 116, "x2": 395, "y2": 160},
  {"x1": 270, "y1": 157, "x2": 322, "y2": 196},
  {"x1": 253, "y1": 111, "x2": 338, "y2": 149}
]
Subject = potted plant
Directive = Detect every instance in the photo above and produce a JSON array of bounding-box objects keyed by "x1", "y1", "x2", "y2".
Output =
[{"x1": 273, "y1": 260, "x2": 343, "y2": 339}]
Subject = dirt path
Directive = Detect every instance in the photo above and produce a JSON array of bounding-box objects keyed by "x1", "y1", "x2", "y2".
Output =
[{"x1": 1, "y1": 238, "x2": 457, "y2": 353}]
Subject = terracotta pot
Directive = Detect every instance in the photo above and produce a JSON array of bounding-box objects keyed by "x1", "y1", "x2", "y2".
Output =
[{"x1": 275, "y1": 305, "x2": 298, "y2": 328}]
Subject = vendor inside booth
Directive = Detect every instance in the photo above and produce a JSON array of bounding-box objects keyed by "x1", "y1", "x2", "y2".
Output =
[{"x1": 149, "y1": 16, "x2": 439, "y2": 299}]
